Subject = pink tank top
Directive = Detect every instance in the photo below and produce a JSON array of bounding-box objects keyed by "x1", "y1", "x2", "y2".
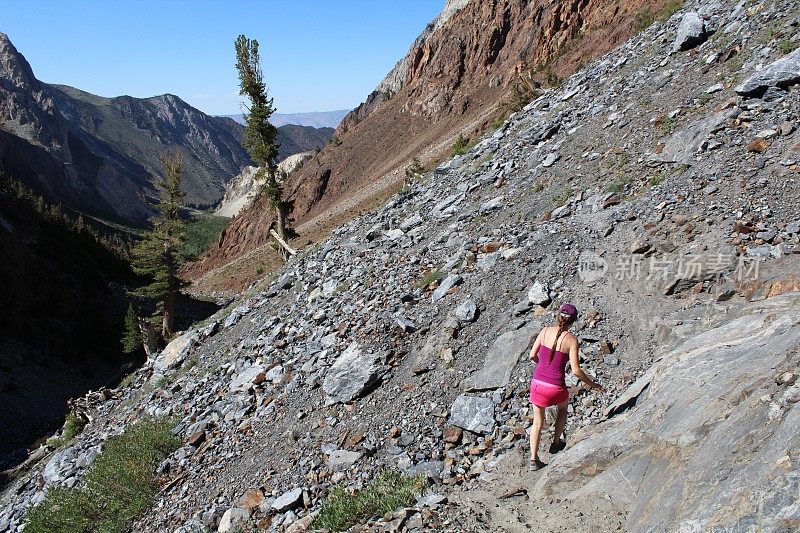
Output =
[{"x1": 534, "y1": 344, "x2": 570, "y2": 387}]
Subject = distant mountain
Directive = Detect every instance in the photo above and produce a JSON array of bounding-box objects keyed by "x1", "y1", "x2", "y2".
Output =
[
  {"x1": 0, "y1": 33, "x2": 328, "y2": 226},
  {"x1": 226, "y1": 109, "x2": 350, "y2": 129}
]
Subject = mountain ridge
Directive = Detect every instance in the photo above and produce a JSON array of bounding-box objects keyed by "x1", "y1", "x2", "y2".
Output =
[{"x1": 0, "y1": 33, "x2": 332, "y2": 225}]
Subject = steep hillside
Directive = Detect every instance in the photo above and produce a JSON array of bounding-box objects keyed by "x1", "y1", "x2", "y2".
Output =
[
  {"x1": 3, "y1": 1, "x2": 799, "y2": 531},
  {"x1": 189, "y1": 0, "x2": 687, "y2": 290}
]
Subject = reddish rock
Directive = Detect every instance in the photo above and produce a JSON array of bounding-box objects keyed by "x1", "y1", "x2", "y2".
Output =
[
  {"x1": 747, "y1": 139, "x2": 770, "y2": 153},
  {"x1": 238, "y1": 489, "x2": 265, "y2": 510},
  {"x1": 186, "y1": 431, "x2": 206, "y2": 448},
  {"x1": 443, "y1": 427, "x2": 463, "y2": 444}
]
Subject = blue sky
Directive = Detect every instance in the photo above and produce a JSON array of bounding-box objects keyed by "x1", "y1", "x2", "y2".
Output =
[{"x1": 2, "y1": 0, "x2": 442, "y2": 115}]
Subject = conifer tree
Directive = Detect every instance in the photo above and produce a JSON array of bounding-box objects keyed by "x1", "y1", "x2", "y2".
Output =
[
  {"x1": 121, "y1": 304, "x2": 142, "y2": 353},
  {"x1": 131, "y1": 153, "x2": 186, "y2": 339},
  {"x1": 234, "y1": 34, "x2": 295, "y2": 259}
]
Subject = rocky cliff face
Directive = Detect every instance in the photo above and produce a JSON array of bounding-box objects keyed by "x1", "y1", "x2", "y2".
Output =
[
  {"x1": 3, "y1": 1, "x2": 799, "y2": 530},
  {"x1": 192, "y1": 0, "x2": 684, "y2": 286}
]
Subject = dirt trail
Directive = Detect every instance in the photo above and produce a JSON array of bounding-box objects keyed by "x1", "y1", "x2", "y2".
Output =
[{"x1": 443, "y1": 440, "x2": 626, "y2": 532}]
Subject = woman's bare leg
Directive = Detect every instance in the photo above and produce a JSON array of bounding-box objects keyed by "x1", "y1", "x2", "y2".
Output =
[
  {"x1": 530, "y1": 405, "x2": 545, "y2": 461},
  {"x1": 552, "y1": 401, "x2": 568, "y2": 446}
]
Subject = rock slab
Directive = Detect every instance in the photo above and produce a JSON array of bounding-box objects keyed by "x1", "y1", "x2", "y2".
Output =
[
  {"x1": 466, "y1": 324, "x2": 537, "y2": 391},
  {"x1": 449, "y1": 395, "x2": 495, "y2": 434},
  {"x1": 323, "y1": 344, "x2": 383, "y2": 405}
]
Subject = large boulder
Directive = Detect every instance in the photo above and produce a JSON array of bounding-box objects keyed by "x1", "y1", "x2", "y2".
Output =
[
  {"x1": 735, "y1": 47, "x2": 800, "y2": 97},
  {"x1": 449, "y1": 395, "x2": 495, "y2": 434},
  {"x1": 671, "y1": 12, "x2": 706, "y2": 53},
  {"x1": 535, "y1": 294, "x2": 800, "y2": 531},
  {"x1": 153, "y1": 330, "x2": 200, "y2": 371},
  {"x1": 323, "y1": 344, "x2": 384, "y2": 405}
]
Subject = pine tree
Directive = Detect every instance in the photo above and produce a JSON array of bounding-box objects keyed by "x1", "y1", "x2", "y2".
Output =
[
  {"x1": 131, "y1": 153, "x2": 186, "y2": 339},
  {"x1": 234, "y1": 34, "x2": 295, "y2": 260},
  {"x1": 121, "y1": 304, "x2": 142, "y2": 353}
]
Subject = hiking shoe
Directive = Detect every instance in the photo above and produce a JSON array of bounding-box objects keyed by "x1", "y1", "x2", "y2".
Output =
[
  {"x1": 548, "y1": 439, "x2": 566, "y2": 455},
  {"x1": 528, "y1": 458, "x2": 547, "y2": 471}
]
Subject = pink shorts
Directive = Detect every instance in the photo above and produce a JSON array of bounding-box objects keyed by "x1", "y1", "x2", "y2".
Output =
[{"x1": 530, "y1": 378, "x2": 569, "y2": 407}]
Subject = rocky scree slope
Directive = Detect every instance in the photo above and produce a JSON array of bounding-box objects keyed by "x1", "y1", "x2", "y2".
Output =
[
  {"x1": 189, "y1": 0, "x2": 684, "y2": 288},
  {"x1": 3, "y1": 0, "x2": 800, "y2": 531},
  {"x1": 0, "y1": 34, "x2": 325, "y2": 226}
]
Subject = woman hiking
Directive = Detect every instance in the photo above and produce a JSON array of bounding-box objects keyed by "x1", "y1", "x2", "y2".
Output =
[{"x1": 527, "y1": 303, "x2": 603, "y2": 470}]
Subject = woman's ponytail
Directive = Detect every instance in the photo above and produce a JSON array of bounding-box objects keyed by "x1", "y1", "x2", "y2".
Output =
[{"x1": 547, "y1": 312, "x2": 575, "y2": 363}]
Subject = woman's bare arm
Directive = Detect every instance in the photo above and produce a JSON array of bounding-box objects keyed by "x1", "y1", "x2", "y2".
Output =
[
  {"x1": 529, "y1": 329, "x2": 544, "y2": 362},
  {"x1": 568, "y1": 336, "x2": 603, "y2": 391}
]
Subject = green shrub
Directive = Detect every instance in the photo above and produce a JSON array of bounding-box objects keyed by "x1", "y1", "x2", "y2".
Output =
[
  {"x1": 607, "y1": 175, "x2": 633, "y2": 193},
  {"x1": 451, "y1": 133, "x2": 473, "y2": 157},
  {"x1": 405, "y1": 157, "x2": 426, "y2": 181},
  {"x1": 778, "y1": 38, "x2": 797, "y2": 54},
  {"x1": 553, "y1": 186, "x2": 574, "y2": 207},
  {"x1": 26, "y1": 418, "x2": 180, "y2": 533},
  {"x1": 313, "y1": 471, "x2": 426, "y2": 532},
  {"x1": 660, "y1": 115, "x2": 678, "y2": 135}
]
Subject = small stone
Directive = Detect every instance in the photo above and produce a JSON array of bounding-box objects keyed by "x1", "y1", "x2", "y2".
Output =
[
  {"x1": 272, "y1": 488, "x2": 304, "y2": 512},
  {"x1": 449, "y1": 395, "x2": 495, "y2": 434},
  {"x1": 747, "y1": 139, "x2": 770, "y2": 153},
  {"x1": 328, "y1": 449, "x2": 362, "y2": 471},
  {"x1": 238, "y1": 489, "x2": 265, "y2": 510},
  {"x1": 432, "y1": 274, "x2": 463, "y2": 302},
  {"x1": 218, "y1": 508, "x2": 249, "y2": 532},
  {"x1": 455, "y1": 299, "x2": 478, "y2": 322},
  {"x1": 527, "y1": 280, "x2": 551, "y2": 306},
  {"x1": 443, "y1": 427, "x2": 463, "y2": 444},
  {"x1": 630, "y1": 241, "x2": 651, "y2": 254}
]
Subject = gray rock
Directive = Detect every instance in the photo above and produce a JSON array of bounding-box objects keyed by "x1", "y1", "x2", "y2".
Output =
[
  {"x1": 671, "y1": 12, "x2": 706, "y2": 53},
  {"x1": 432, "y1": 274, "x2": 463, "y2": 302},
  {"x1": 449, "y1": 395, "x2": 495, "y2": 434},
  {"x1": 527, "y1": 280, "x2": 551, "y2": 306},
  {"x1": 542, "y1": 152, "x2": 560, "y2": 167},
  {"x1": 466, "y1": 324, "x2": 537, "y2": 391},
  {"x1": 407, "y1": 460, "x2": 444, "y2": 479},
  {"x1": 154, "y1": 330, "x2": 201, "y2": 371},
  {"x1": 512, "y1": 300, "x2": 533, "y2": 316},
  {"x1": 323, "y1": 344, "x2": 383, "y2": 405},
  {"x1": 272, "y1": 488, "x2": 303, "y2": 512},
  {"x1": 400, "y1": 213, "x2": 424, "y2": 231},
  {"x1": 327, "y1": 449, "x2": 362, "y2": 471},
  {"x1": 479, "y1": 196, "x2": 505, "y2": 214},
  {"x1": 735, "y1": 47, "x2": 800, "y2": 97},
  {"x1": 218, "y1": 508, "x2": 249, "y2": 532},
  {"x1": 455, "y1": 299, "x2": 478, "y2": 322},
  {"x1": 229, "y1": 364, "x2": 266, "y2": 392}
]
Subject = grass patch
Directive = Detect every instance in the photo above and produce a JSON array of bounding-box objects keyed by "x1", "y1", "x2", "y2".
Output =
[
  {"x1": 451, "y1": 133, "x2": 476, "y2": 157},
  {"x1": 313, "y1": 471, "x2": 426, "y2": 532},
  {"x1": 415, "y1": 269, "x2": 445, "y2": 289},
  {"x1": 46, "y1": 412, "x2": 88, "y2": 448},
  {"x1": 552, "y1": 186, "x2": 574, "y2": 206},
  {"x1": 778, "y1": 38, "x2": 797, "y2": 54},
  {"x1": 26, "y1": 418, "x2": 180, "y2": 533},
  {"x1": 180, "y1": 214, "x2": 230, "y2": 259},
  {"x1": 607, "y1": 175, "x2": 633, "y2": 193},
  {"x1": 635, "y1": 1, "x2": 683, "y2": 31},
  {"x1": 659, "y1": 115, "x2": 678, "y2": 136}
]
